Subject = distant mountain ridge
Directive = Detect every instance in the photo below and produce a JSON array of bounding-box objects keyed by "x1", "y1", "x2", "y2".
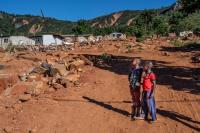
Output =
[{"x1": 0, "y1": 3, "x2": 191, "y2": 36}]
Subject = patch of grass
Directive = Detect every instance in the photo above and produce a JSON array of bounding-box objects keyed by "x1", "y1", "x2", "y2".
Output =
[
  {"x1": 170, "y1": 39, "x2": 184, "y2": 47},
  {"x1": 136, "y1": 37, "x2": 145, "y2": 42},
  {"x1": 5, "y1": 44, "x2": 15, "y2": 53},
  {"x1": 137, "y1": 47, "x2": 144, "y2": 52},
  {"x1": 100, "y1": 53, "x2": 111, "y2": 60}
]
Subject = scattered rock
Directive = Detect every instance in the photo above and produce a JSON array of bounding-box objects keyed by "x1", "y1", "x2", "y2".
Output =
[
  {"x1": 71, "y1": 60, "x2": 85, "y2": 67},
  {"x1": 10, "y1": 84, "x2": 28, "y2": 96},
  {"x1": 79, "y1": 55, "x2": 93, "y2": 66},
  {"x1": 65, "y1": 74, "x2": 80, "y2": 82},
  {"x1": 28, "y1": 127, "x2": 37, "y2": 133},
  {"x1": 56, "y1": 78, "x2": 68, "y2": 88},
  {"x1": 0, "y1": 74, "x2": 18, "y2": 93},
  {"x1": 77, "y1": 68, "x2": 83, "y2": 72},
  {"x1": 44, "y1": 87, "x2": 56, "y2": 93},
  {"x1": 18, "y1": 73, "x2": 28, "y2": 81},
  {"x1": 27, "y1": 74, "x2": 42, "y2": 82},
  {"x1": 25, "y1": 81, "x2": 44, "y2": 96},
  {"x1": 52, "y1": 83, "x2": 63, "y2": 90},
  {"x1": 3, "y1": 127, "x2": 13, "y2": 133},
  {"x1": 19, "y1": 94, "x2": 32, "y2": 102},
  {"x1": 12, "y1": 103, "x2": 23, "y2": 112},
  {"x1": 53, "y1": 64, "x2": 68, "y2": 76},
  {"x1": 163, "y1": 52, "x2": 170, "y2": 56},
  {"x1": 0, "y1": 128, "x2": 6, "y2": 133}
]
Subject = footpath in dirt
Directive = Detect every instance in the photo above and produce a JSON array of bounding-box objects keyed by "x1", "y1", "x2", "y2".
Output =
[{"x1": 0, "y1": 40, "x2": 199, "y2": 133}]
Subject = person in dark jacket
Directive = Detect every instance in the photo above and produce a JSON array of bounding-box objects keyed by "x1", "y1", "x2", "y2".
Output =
[{"x1": 128, "y1": 58, "x2": 143, "y2": 120}]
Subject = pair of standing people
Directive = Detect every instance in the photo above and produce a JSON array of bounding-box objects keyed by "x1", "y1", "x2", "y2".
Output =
[{"x1": 128, "y1": 58, "x2": 157, "y2": 123}]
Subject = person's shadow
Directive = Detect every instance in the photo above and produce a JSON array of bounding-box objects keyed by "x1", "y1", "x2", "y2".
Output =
[
  {"x1": 83, "y1": 96, "x2": 200, "y2": 132},
  {"x1": 82, "y1": 96, "x2": 130, "y2": 117},
  {"x1": 157, "y1": 109, "x2": 200, "y2": 132}
]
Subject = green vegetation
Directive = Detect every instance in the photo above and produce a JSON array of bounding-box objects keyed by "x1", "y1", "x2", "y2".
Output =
[
  {"x1": 170, "y1": 39, "x2": 184, "y2": 47},
  {"x1": 178, "y1": 0, "x2": 200, "y2": 14},
  {"x1": 0, "y1": 0, "x2": 199, "y2": 37},
  {"x1": 100, "y1": 53, "x2": 111, "y2": 60}
]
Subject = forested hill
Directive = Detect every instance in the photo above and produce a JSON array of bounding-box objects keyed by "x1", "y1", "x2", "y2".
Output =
[{"x1": 0, "y1": 0, "x2": 199, "y2": 37}]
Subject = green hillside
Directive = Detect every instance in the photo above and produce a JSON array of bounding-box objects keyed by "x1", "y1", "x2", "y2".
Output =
[{"x1": 0, "y1": 0, "x2": 199, "y2": 37}]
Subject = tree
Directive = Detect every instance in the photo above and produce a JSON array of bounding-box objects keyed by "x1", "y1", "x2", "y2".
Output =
[
  {"x1": 136, "y1": 10, "x2": 156, "y2": 31},
  {"x1": 153, "y1": 17, "x2": 169, "y2": 35},
  {"x1": 169, "y1": 11, "x2": 184, "y2": 25},
  {"x1": 168, "y1": 11, "x2": 184, "y2": 33},
  {"x1": 72, "y1": 20, "x2": 91, "y2": 35},
  {"x1": 178, "y1": 0, "x2": 200, "y2": 14}
]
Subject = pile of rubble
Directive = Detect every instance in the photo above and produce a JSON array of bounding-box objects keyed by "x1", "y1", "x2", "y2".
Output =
[
  {"x1": 4, "y1": 44, "x2": 76, "y2": 53},
  {"x1": 0, "y1": 52, "x2": 93, "y2": 103}
]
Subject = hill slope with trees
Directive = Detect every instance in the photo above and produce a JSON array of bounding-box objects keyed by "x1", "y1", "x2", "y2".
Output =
[{"x1": 0, "y1": 0, "x2": 199, "y2": 37}]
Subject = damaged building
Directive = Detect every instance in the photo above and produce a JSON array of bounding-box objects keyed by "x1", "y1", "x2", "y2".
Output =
[
  {"x1": 0, "y1": 36, "x2": 35, "y2": 49},
  {"x1": 30, "y1": 34, "x2": 64, "y2": 46}
]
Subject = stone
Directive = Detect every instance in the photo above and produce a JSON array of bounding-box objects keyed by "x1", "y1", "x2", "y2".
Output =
[
  {"x1": 79, "y1": 55, "x2": 93, "y2": 66},
  {"x1": 19, "y1": 94, "x2": 32, "y2": 102},
  {"x1": 53, "y1": 64, "x2": 68, "y2": 76},
  {"x1": 163, "y1": 52, "x2": 170, "y2": 56},
  {"x1": 71, "y1": 60, "x2": 85, "y2": 67},
  {"x1": 57, "y1": 78, "x2": 70, "y2": 88},
  {"x1": 10, "y1": 84, "x2": 28, "y2": 96},
  {"x1": 25, "y1": 81, "x2": 44, "y2": 96},
  {"x1": 65, "y1": 74, "x2": 80, "y2": 82},
  {"x1": 28, "y1": 127, "x2": 37, "y2": 133},
  {"x1": 44, "y1": 87, "x2": 56, "y2": 93},
  {"x1": 3, "y1": 127, "x2": 13, "y2": 133},
  {"x1": 31, "y1": 66, "x2": 47, "y2": 74},
  {"x1": 27, "y1": 74, "x2": 42, "y2": 82},
  {"x1": 0, "y1": 74, "x2": 18, "y2": 93},
  {"x1": 18, "y1": 73, "x2": 28, "y2": 81},
  {"x1": 69, "y1": 60, "x2": 85, "y2": 71},
  {"x1": 0, "y1": 128, "x2": 6, "y2": 133},
  {"x1": 52, "y1": 83, "x2": 63, "y2": 90},
  {"x1": 77, "y1": 68, "x2": 83, "y2": 72},
  {"x1": 12, "y1": 104, "x2": 23, "y2": 112}
]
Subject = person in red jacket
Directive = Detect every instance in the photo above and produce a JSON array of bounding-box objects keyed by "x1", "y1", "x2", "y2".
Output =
[{"x1": 141, "y1": 61, "x2": 157, "y2": 123}]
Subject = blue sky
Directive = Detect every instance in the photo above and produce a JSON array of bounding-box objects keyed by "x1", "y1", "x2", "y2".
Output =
[{"x1": 0, "y1": 0, "x2": 176, "y2": 21}]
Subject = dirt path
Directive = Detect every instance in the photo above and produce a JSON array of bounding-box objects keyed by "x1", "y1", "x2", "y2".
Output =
[{"x1": 0, "y1": 49, "x2": 200, "y2": 133}]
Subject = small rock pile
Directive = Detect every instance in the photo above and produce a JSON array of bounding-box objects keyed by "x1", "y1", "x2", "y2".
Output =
[{"x1": 13, "y1": 54, "x2": 93, "y2": 102}]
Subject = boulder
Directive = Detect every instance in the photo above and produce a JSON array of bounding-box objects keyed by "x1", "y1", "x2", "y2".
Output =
[
  {"x1": 0, "y1": 74, "x2": 18, "y2": 93},
  {"x1": 52, "y1": 83, "x2": 63, "y2": 90},
  {"x1": 3, "y1": 127, "x2": 13, "y2": 133},
  {"x1": 27, "y1": 74, "x2": 42, "y2": 82},
  {"x1": 18, "y1": 73, "x2": 28, "y2": 81},
  {"x1": 65, "y1": 74, "x2": 80, "y2": 82},
  {"x1": 71, "y1": 60, "x2": 85, "y2": 67},
  {"x1": 53, "y1": 64, "x2": 68, "y2": 76},
  {"x1": 10, "y1": 84, "x2": 28, "y2": 96},
  {"x1": 79, "y1": 55, "x2": 93, "y2": 66},
  {"x1": 19, "y1": 94, "x2": 32, "y2": 102},
  {"x1": 69, "y1": 60, "x2": 85, "y2": 70},
  {"x1": 25, "y1": 81, "x2": 44, "y2": 96}
]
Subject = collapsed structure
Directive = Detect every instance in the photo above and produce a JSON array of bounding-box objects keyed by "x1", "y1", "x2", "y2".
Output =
[
  {"x1": 0, "y1": 36, "x2": 35, "y2": 49},
  {"x1": 0, "y1": 33, "x2": 128, "y2": 49}
]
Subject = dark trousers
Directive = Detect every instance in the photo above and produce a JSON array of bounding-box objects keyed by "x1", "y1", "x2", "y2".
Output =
[{"x1": 130, "y1": 87, "x2": 141, "y2": 117}]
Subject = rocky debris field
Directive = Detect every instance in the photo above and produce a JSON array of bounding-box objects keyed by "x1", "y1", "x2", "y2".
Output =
[
  {"x1": 0, "y1": 38, "x2": 199, "y2": 133},
  {"x1": 0, "y1": 51, "x2": 94, "y2": 100}
]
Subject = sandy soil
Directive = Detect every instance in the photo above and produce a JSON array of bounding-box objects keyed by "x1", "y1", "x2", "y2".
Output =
[{"x1": 0, "y1": 40, "x2": 199, "y2": 133}]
